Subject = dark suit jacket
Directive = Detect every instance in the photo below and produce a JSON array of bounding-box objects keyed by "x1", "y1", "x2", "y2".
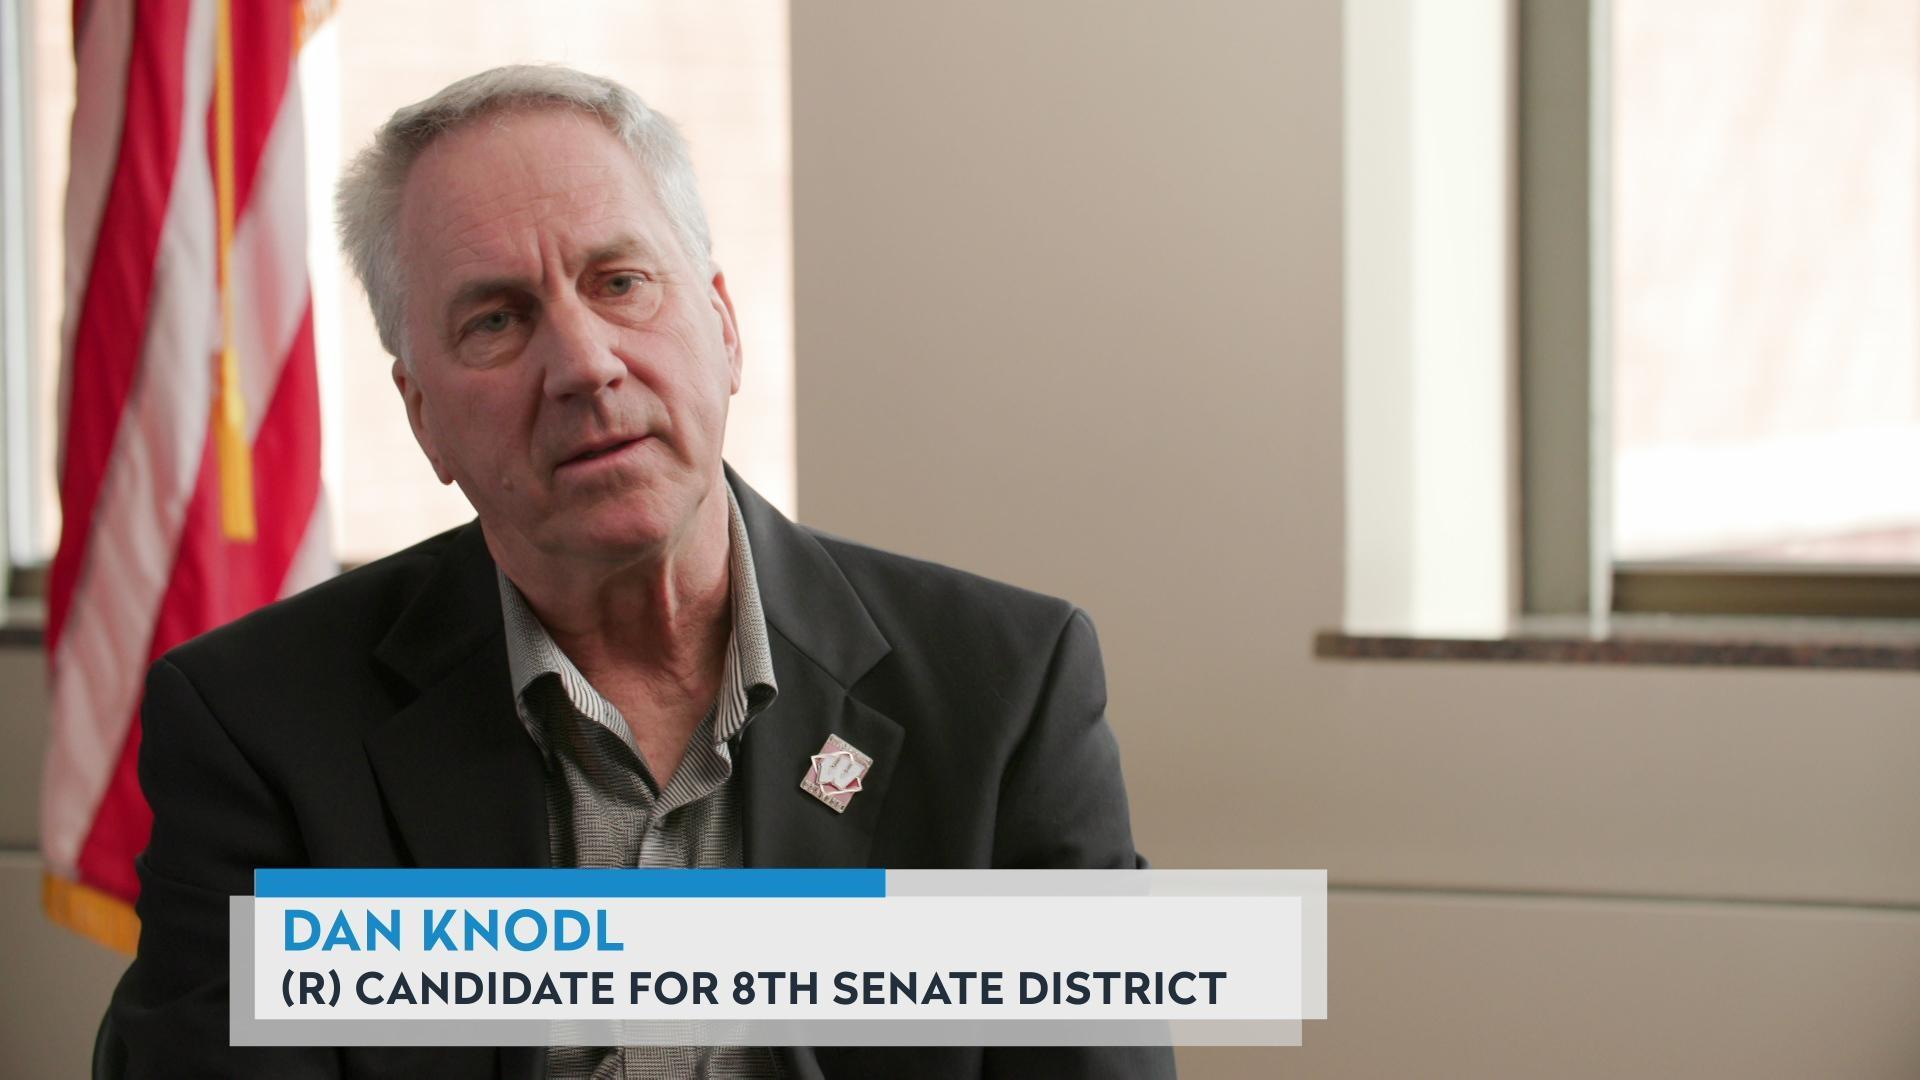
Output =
[{"x1": 106, "y1": 472, "x2": 1174, "y2": 1079}]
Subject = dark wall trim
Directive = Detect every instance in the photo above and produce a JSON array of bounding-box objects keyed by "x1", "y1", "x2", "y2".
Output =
[
  {"x1": 1613, "y1": 567, "x2": 1920, "y2": 620},
  {"x1": 1316, "y1": 629, "x2": 1920, "y2": 672}
]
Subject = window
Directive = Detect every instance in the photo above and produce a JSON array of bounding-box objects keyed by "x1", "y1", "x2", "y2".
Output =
[
  {"x1": 1521, "y1": 0, "x2": 1920, "y2": 619},
  {"x1": 2, "y1": 1, "x2": 794, "y2": 582},
  {"x1": 1, "y1": 0, "x2": 69, "y2": 585}
]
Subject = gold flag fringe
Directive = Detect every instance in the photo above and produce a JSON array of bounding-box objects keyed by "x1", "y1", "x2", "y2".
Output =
[{"x1": 42, "y1": 872, "x2": 140, "y2": 955}]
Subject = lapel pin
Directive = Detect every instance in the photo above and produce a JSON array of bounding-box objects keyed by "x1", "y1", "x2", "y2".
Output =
[{"x1": 801, "y1": 734, "x2": 872, "y2": 814}]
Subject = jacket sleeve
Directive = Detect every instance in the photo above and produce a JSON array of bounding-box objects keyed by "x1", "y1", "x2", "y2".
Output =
[
  {"x1": 106, "y1": 656, "x2": 339, "y2": 1079},
  {"x1": 985, "y1": 608, "x2": 1178, "y2": 1078},
  {"x1": 990, "y1": 608, "x2": 1146, "y2": 870}
]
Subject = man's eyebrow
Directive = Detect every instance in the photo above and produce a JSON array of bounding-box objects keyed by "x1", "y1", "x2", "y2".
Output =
[
  {"x1": 444, "y1": 276, "x2": 528, "y2": 318},
  {"x1": 583, "y1": 234, "x2": 667, "y2": 266}
]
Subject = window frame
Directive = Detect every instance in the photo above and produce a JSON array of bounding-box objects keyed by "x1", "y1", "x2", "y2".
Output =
[
  {"x1": 1517, "y1": 0, "x2": 1920, "y2": 621},
  {"x1": 0, "y1": 0, "x2": 39, "y2": 603},
  {"x1": 1518, "y1": 0, "x2": 1606, "y2": 617}
]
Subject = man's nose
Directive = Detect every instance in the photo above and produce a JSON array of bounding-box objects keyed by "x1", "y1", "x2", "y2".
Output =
[{"x1": 535, "y1": 296, "x2": 626, "y2": 400}]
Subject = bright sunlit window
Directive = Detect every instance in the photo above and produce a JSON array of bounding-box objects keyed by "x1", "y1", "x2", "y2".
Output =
[{"x1": 1610, "y1": 0, "x2": 1919, "y2": 567}]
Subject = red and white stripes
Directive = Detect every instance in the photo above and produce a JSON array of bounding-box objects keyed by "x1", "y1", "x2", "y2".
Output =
[{"x1": 42, "y1": 0, "x2": 330, "y2": 945}]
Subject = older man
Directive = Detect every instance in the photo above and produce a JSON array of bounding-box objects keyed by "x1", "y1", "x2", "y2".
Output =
[{"x1": 106, "y1": 66, "x2": 1169, "y2": 1079}]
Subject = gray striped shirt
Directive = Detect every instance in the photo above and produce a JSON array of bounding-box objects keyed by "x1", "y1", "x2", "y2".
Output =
[{"x1": 497, "y1": 484, "x2": 781, "y2": 1080}]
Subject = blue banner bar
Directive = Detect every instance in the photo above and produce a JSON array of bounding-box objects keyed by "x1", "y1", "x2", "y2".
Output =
[{"x1": 254, "y1": 868, "x2": 886, "y2": 899}]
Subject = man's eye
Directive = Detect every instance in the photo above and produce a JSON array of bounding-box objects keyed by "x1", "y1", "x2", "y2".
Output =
[
  {"x1": 604, "y1": 273, "x2": 643, "y2": 297},
  {"x1": 472, "y1": 311, "x2": 515, "y2": 335}
]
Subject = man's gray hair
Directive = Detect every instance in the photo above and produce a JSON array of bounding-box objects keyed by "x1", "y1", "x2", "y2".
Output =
[{"x1": 335, "y1": 64, "x2": 712, "y2": 361}]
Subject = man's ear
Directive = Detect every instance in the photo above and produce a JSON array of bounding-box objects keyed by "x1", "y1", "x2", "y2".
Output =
[
  {"x1": 392, "y1": 358, "x2": 454, "y2": 485},
  {"x1": 708, "y1": 266, "x2": 743, "y2": 395}
]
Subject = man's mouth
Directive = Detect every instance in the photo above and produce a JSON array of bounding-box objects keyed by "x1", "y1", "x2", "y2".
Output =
[{"x1": 558, "y1": 436, "x2": 647, "y2": 469}]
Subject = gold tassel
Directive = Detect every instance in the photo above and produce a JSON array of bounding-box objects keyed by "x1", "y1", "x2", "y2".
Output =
[
  {"x1": 213, "y1": 0, "x2": 254, "y2": 541},
  {"x1": 42, "y1": 873, "x2": 141, "y2": 956}
]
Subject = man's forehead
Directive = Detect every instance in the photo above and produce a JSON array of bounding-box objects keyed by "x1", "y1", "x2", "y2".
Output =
[{"x1": 397, "y1": 109, "x2": 672, "y2": 278}]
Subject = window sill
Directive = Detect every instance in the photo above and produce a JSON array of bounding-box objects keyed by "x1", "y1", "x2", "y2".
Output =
[
  {"x1": 1315, "y1": 615, "x2": 1920, "y2": 673},
  {"x1": 0, "y1": 600, "x2": 44, "y2": 648}
]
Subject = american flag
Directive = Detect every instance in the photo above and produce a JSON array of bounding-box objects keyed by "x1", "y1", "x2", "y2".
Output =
[{"x1": 39, "y1": 0, "x2": 333, "y2": 951}]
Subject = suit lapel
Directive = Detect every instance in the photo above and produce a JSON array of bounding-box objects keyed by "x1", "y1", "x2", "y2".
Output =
[
  {"x1": 730, "y1": 476, "x2": 903, "y2": 1080},
  {"x1": 738, "y1": 631, "x2": 905, "y2": 868},
  {"x1": 363, "y1": 524, "x2": 549, "y2": 871},
  {"x1": 363, "y1": 639, "x2": 549, "y2": 869},
  {"x1": 728, "y1": 469, "x2": 904, "y2": 870},
  {"x1": 729, "y1": 468, "x2": 889, "y2": 680}
]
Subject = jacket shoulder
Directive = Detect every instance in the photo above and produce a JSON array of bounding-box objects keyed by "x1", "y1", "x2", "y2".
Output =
[{"x1": 803, "y1": 527, "x2": 1084, "y2": 658}]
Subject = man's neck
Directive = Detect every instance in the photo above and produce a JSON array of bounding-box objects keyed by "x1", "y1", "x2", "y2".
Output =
[{"x1": 489, "y1": 481, "x2": 735, "y2": 703}]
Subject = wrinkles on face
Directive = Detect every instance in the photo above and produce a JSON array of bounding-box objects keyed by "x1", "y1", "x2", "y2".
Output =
[
  {"x1": 428, "y1": 183, "x2": 633, "y2": 320},
  {"x1": 392, "y1": 107, "x2": 738, "y2": 565}
]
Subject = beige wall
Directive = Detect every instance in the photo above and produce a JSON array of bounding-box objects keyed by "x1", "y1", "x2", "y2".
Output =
[
  {"x1": 0, "y1": 652, "x2": 128, "y2": 1076},
  {"x1": 7, "y1": 2, "x2": 1920, "y2": 1076},
  {"x1": 789, "y1": 1, "x2": 1920, "y2": 1076}
]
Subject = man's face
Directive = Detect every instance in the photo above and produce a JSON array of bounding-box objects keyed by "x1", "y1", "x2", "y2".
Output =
[{"x1": 392, "y1": 108, "x2": 740, "y2": 564}]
